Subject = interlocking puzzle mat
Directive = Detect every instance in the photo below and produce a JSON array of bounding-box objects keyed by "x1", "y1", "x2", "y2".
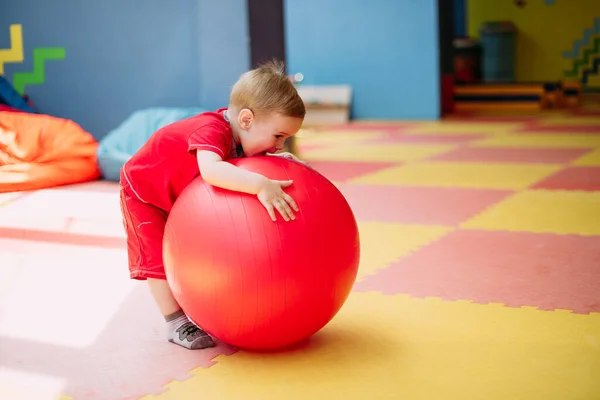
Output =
[{"x1": 1, "y1": 109, "x2": 599, "y2": 399}]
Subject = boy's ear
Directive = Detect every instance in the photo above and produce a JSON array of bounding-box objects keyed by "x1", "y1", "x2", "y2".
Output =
[{"x1": 238, "y1": 108, "x2": 254, "y2": 129}]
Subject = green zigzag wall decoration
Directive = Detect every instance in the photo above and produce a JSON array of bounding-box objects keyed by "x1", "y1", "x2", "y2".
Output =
[
  {"x1": 13, "y1": 47, "x2": 66, "y2": 95},
  {"x1": 564, "y1": 36, "x2": 600, "y2": 78}
]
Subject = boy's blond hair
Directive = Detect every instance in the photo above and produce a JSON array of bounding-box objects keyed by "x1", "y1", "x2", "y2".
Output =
[{"x1": 229, "y1": 60, "x2": 306, "y2": 119}]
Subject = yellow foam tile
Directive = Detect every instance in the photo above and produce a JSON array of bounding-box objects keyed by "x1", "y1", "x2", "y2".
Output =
[
  {"x1": 356, "y1": 222, "x2": 453, "y2": 280},
  {"x1": 301, "y1": 143, "x2": 455, "y2": 163},
  {"x1": 348, "y1": 120, "x2": 416, "y2": 125},
  {"x1": 0, "y1": 383, "x2": 52, "y2": 400},
  {"x1": 141, "y1": 292, "x2": 600, "y2": 400},
  {"x1": 462, "y1": 189, "x2": 600, "y2": 236},
  {"x1": 349, "y1": 161, "x2": 562, "y2": 190},
  {"x1": 0, "y1": 192, "x2": 23, "y2": 207},
  {"x1": 572, "y1": 148, "x2": 600, "y2": 166},
  {"x1": 0, "y1": 379, "x2": 72, "y2": 400},
  {"x1": 472, "y1": 133, "x2": 600, "y2": 149},
  {"x1": 0, "y1": 189, "x2": 121, "y2": 220},
  {"x1": 526, "y1": 128, "x2": 600, "y2": 135},
  {"x1": 405, "y1": 122, "x2": 522, "y2": 135},
  {"x1": 0, "y1": 253, "x2": 25, "y2": 296}
]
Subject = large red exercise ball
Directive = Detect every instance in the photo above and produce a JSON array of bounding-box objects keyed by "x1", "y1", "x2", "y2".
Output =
[{"x1": 163, "y1": 155, "x2": 360, "y2": 350}]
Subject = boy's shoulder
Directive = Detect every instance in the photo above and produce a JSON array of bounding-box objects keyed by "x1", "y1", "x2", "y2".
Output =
[
  {"x1": 160, "y1": 107, "x2": 229, "y2": 135},
  {"x1": 191, "y1": 108, "x2": 229, "y2": 125},
  {"x1": 128, "y1": 108, "x2": 230, "y2": 158}
]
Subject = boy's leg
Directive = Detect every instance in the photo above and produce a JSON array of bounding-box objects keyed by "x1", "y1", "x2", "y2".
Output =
[
  {"x1": 119, "y1": 185, "x2": 214, "y2": 349},
  {"x1": 147, "y1": 278, "x2": 214, "y2": 349},
  {"x1": 146, "y1": 277, "x2": 180, "y2": 316}
]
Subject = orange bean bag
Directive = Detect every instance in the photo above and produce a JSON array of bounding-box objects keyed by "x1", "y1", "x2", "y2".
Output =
[{"x1": 0, "y1": 111, "x2": 101, "y2": 193}]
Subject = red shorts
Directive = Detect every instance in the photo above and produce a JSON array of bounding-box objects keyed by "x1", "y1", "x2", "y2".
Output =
[{"x1": 119, "y1": 184, "x2": 168, "y2": 280}]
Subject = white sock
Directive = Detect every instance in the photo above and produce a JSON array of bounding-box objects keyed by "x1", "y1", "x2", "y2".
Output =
[{"x1": 165, "y1": 309, "x2": 215, "y2": 350}]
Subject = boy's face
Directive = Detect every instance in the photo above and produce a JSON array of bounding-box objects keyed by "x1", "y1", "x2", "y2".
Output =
[{"x1": 238, "y1": 110, "x2": 303, "y2": 157}]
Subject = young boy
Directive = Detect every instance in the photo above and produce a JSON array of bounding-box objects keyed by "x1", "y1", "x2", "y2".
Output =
[{"x1": 119, "y1": 61, "x2": 306, "y2": 350}]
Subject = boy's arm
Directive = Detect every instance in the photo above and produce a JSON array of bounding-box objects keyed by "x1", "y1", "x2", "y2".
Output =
[
  {"x1": 196, "y1": 150, "x2": 299, "y2": 221},
  {"x1": 196, "y1": 150, "x2": 268, "y2": 195}
]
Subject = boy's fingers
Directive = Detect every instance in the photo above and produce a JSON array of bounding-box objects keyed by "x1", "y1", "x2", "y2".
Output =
[
  {"x1": 264, "y1": 203, "x2": 277, "y2": 221},
  {"x1": 277, "y1": 180, "x2": 294, "y2": 188},
  {"x1": 274, "y1": 201, "x2": 290, "y2": 221},
  {"x1": 283, "y1": 193, "x2": 299, "y2": 212},
  {"x1": 279, "y1": 199, "x2": 295, "y2": 220}
]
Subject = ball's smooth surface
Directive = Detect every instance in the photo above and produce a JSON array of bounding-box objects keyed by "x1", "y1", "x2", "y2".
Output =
[{"x1": 163, "y1": 156, "x2": 360, "y2": 350}]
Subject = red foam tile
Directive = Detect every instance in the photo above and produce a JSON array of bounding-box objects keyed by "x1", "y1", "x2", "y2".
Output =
[
  {"x1": 0, "y1": 284, "x2": 236, "y2": 400},
  {"x1": 571, "y1": 109, "x2": 600, "y2": 117},
  {"x1": 531, "y1": 166, "x2": 600, "y2": 191},
  {"x1": 336, "y1": 184, "x2": 512, "y2": 225},
  {"x1": 308, "y1": 161, "x2": 398, "y2": 182},
  {"x1": 0, "y1": 227, "x2": 126, "y2": 249},
  {"x1": 430, "y1": 147, "x2": 590, "y2": 164},
  {"x1": 445, "y1": 114, "x2": 542, "y2": 123},
  {"x1": 367, "y1": 133, "x2": 483, "y2": 144},
  {"x1": 518, "y1": 124, "x2": 600, "y2": 134},
  {"x1": 354, "y1": 229, "x2": 600, "y2": 314}
]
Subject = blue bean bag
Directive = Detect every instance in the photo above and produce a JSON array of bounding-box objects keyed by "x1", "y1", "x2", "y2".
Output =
[
  {"x1": 0, "y1": 76, "x2": 35, "y2": 113},
  {"x1": 97, "y1": 107, "x2": 206, "y2": 181}
]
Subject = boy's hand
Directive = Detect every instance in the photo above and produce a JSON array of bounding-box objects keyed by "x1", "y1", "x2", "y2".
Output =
[
  {"x1": 270, "y1": 152, "x2": 310, "y2": 167},
  {"x1": 257, "y1": 179, "x2": 299, "y2": 222}
]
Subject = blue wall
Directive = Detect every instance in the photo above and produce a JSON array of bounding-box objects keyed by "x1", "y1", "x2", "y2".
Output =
[
  {"x1": 197, "y1": 1, "x2": 250, "y2": 110},
  {"x1": 2, "y1": 0, "x2": 443, "y2": 135},
  {"x1": 284, "y1": 0, "x2": 440, "y2": 120},
  {"x1": 454, "y1": 0, "x2": 467, "y2": 37},
  {"x1": 0, "y1": 0, "x2": 249, "y2": 139}
]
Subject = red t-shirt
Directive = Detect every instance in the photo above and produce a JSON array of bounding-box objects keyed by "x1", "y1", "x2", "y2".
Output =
[{"x1": 121, "y1": 108, "x2": 238, "y2": 212}]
